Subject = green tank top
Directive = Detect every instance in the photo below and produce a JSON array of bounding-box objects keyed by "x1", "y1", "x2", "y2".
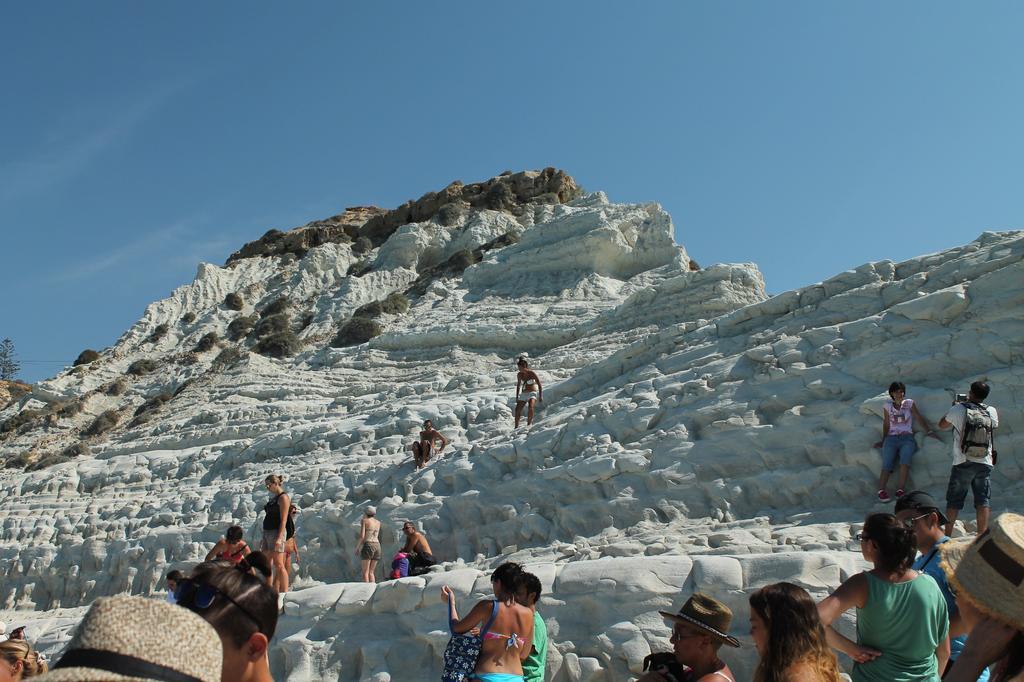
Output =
[{"x1": 853, "y1": 572, "x2": 949, "y2": 682}]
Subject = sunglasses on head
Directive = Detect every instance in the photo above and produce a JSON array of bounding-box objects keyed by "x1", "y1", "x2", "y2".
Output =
[{"x1": 174, "y1": 578, "x2": 265, "y2": 634}]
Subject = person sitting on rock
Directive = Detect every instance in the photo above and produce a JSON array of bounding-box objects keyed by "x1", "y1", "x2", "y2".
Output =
[
  {"x1": 411, "y1": 419, "x2": 448, "y2": 469},
  {"x1": 749, "y1": 582, "x2": 842, "y2": 682},
  {"x1": 873, "y1": 381, "x2": 939, "y2": 502},
  {"x1": 639, "y1": 593, "x2": 740, "y2": 682},
  {"x1": 514, "y1": 571, "x2": 548, "y2": 682},
  {"x1": 514, "y1": 357, "x2": 543, "y2": 428},
  {"x1": 401, "y1": 521, "x2": 436, "y2": 576},
  {"x1": 818, "y1": 512, "x2": 950, "y2": 682},
  {"x1": 205, "y1": 525, "x2": 252, "y2": 564}
]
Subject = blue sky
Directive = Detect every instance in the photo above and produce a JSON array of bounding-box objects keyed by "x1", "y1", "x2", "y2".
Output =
[{"x1": 3, "y1": 3, "x2": 1023, "y2": 383}]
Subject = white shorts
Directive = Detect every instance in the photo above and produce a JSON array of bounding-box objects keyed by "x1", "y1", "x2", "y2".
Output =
[{"x1": 518, "y1": 391, "x2": 539, "y2": 403}]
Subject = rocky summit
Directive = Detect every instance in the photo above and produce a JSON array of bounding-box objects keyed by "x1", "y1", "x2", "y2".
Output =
[{"x1": 1, "y1": 169, "x2": 1022, "y2": 680}]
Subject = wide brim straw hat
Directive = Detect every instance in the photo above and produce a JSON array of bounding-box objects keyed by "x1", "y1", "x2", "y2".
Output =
[
  {"x1": 659, "y1": 593, "x2": 741, "y2": 648},
  {"x1": 940, "y1": 512, "x2": 1024, "y2": 630},
  {"x1": 39, "y1": 596, "x2": 222, "y2": 682}
]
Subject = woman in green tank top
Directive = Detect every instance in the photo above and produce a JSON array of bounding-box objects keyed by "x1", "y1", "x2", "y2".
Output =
[{"x1": 817, "y1": 513, "x2": 950, "y2": 681}]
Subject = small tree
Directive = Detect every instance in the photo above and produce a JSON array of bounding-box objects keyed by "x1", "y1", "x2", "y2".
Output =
[{"x1": 0, "y1": 338, "x2": 19, "y2": 381}]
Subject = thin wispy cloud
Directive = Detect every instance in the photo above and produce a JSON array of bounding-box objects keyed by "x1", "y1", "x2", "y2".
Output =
[{"x1": 0, "y1": 79, "x2": 190, "y2": 207}]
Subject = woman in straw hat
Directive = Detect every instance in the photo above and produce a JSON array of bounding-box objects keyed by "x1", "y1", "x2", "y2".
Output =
[
  {"x1": 817, "y1": 512, "x2": 950, "y2": 681},
  {"x1": 749, "y1": 582, "x2": 842, "y2": 682},
  {"x1": 941, "y1": 512, "x2": 1024, "y2": 682},
  {"x1": 0, "y1": 639, "x2": 48, "y2": 680},
  {"x1": 175, "y1": 562, "x2": 279, "y2": 682},
  {"x1": 638, "y1": 593, "x2": 740, "y2": 682},
  {"x1": 39, "y1": 595, "x2": 222, "y2": 682}
]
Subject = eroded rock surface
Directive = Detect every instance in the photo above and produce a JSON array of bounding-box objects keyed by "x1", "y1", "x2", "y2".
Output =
[{"x1": 1, "y1": 171, "x2": 1022, "y2": 680}]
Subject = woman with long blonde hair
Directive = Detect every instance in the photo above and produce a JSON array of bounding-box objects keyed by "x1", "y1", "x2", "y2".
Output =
[
  {"x1": 749, "y1": 582, "x2": 842, "y2": 682},
  {"x1": 0, "y1": 639, "x2": 48, "y2": 680}
]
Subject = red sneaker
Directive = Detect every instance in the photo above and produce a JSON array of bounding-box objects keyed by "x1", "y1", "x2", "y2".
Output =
[{"x1": 877, "y1": 490, "x2": 892, "y2": 502}]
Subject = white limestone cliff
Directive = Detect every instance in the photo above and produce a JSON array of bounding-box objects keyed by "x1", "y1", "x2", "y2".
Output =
[{"x1": 1, "y1": 171, "x2": 1021, "y2": 680}]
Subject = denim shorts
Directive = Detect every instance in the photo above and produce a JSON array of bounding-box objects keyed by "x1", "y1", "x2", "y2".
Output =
[
  {"x1": 945, "y1": 462, "x2": 993, "y2": 510},
  {"x1": 881, "y1": 433, "x2": 917, "y2": 471}
]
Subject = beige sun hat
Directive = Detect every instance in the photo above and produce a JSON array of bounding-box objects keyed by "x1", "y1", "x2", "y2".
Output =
[
  {"x1": 658, "y1": 593, "x2": 741, "y2": 648},
  {"x1": 39, "y1": 596, "x2": 222, "y2": 682},
  {"x1": 940, "y1": 512, "x2": 1024, "y2": 630}
]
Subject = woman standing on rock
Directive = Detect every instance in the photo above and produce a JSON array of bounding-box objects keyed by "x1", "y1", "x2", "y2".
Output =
[
  {"x1": 260, "y1": 474, "x2": 292, "y2": 594},
  {"x1": 749, "y1": 582, "x2": 842, "y2": 682},
  {"x1": 818, "y1": 512, "x2": 949, "y2": 682},
  {"x1": 514, "y1": 357, "x2": 543, "y2": 428},
  {"x1": 356, "y1": 506, "x2": 381, "y2": 583},
  {"x1": 441, "y1": 562, "x2": 534, "y2": 682},
  {"x1": 873, "y1": 381, "x2": 938, "y2": 502}
]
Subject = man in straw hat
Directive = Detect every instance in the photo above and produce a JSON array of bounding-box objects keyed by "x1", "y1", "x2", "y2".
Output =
[
  {"x1": 940, "y1": 512, "x2": 1024, "y2": 682},
  {"x1": 39, "y1": 595, "x2": 222, "y2": 682},
  {"x1": 638, "y1": 593, "x2": 740, "y2": 682}
]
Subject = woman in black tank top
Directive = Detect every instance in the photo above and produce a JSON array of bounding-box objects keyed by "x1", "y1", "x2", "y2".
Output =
[{"x1": 262, "y1": 474, "x2": 291, "y2": 594}]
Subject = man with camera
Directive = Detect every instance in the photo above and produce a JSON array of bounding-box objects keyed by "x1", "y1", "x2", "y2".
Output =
[{"x1": 937, "y1": 381, "x2": 998, "y2": 537}]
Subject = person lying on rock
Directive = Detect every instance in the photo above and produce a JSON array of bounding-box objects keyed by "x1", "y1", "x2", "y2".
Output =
[
  {"x1": 401, "y1": 521, "x2": 436, "y2": 575},
  {"x1": 514, "y1": 357, "x2": 543, "y2": 428},
  {"x1": 639, "y1": 593, "x2": 740, "y2": 682},
  {"x1": 412, "y1": 419, "x2": 448, "y2": 469},
  {"x1": 205, "y1": 525, "x2": 252, "y2": 564},
  {"x1": 872, "y1": 381, "x2": 939, "y2": 503}
]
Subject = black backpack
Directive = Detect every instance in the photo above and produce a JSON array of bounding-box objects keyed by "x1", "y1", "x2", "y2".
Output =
[{"x1": 960, "y1": 402, "x2": 995, "y2": 462}]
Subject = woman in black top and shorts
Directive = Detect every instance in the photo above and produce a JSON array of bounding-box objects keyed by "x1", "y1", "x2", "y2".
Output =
[{"x1": 261, "y1": 474, "x2": 292, "y2": 594}]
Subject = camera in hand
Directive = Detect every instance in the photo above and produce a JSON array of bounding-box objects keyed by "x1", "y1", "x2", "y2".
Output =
[{"x1": 954, "y1": 393, "x2": 968, "y2": 404}]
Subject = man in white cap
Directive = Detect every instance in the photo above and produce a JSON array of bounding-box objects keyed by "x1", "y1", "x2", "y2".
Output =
[{"x1": 639, "y1": 593, "x2": 740, "y2": 682}]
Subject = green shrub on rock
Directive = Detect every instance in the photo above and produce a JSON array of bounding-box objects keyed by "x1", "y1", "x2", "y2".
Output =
[
  {"x1": 224, "y1": 293, "x2": 244, "y2": 311},
  {"x1": 195, "y1": 332, "x2": 219, "y2": 353},
  {"x1": 261, "y1": 296, "x2": 290, "y2": 318},
  {"x1": 133, "y1": 392, "x2": 172, "y2": 418},
  {"x1": 147, "y1": 323, "x2": 169, "y2": 343},
  {"x1": 213, "y1": 347, "x2": 245, "y2": 367},
  {"x1": 73, "y1": 349, "x2": 100, "y2": 366},
  {"x1": 332, "y1": 316, "x2": 383, "y2": 347},
  {"x1": 127, "y1": 359, "x2": 159, "y2": 376},
  {"x1": 352, "y1": 236, "x2": 374, "y2": 256},
  {"x1": 382, "y1": 292, "x2": 410, "y2": 315},
  {"x1": 253, "y1": 313, "x2": 290, "y2": 339},
  {"x1": 86, "y1": 410, "x2": 120, "y2": 436},
  {"x1": 227, "y1": 315, "x2": 257, "y2": 341},
  {"x1": 61, "y1": 442, "x2": 91, "y2": 458},
  {"x1": 255, "y1": 331, "x2": 301, "y2": 358},
  {"x1": 181, "y1": 312, "x2": 197, "y2": 325},
  {"x1": 105, "y1": 379, "x2": 128, "y2": 396},
  {"x1": 0, "y1": 409, "x2": 45, "y2": 434}
]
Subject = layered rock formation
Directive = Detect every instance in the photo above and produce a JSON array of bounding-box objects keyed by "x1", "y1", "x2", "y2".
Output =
[{"x1": 1, "y1": 170, "x2": 1021, "y2": 680}]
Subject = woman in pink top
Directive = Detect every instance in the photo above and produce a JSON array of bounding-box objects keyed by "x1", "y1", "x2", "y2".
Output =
[{"x1": 873, "y1": 382, "x2": 938, "y2": 502}]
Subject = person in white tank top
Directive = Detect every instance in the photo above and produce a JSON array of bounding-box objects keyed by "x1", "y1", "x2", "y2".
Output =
[{"x1": 873, "y1": 381, "x2": 939, "y2": 503}]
